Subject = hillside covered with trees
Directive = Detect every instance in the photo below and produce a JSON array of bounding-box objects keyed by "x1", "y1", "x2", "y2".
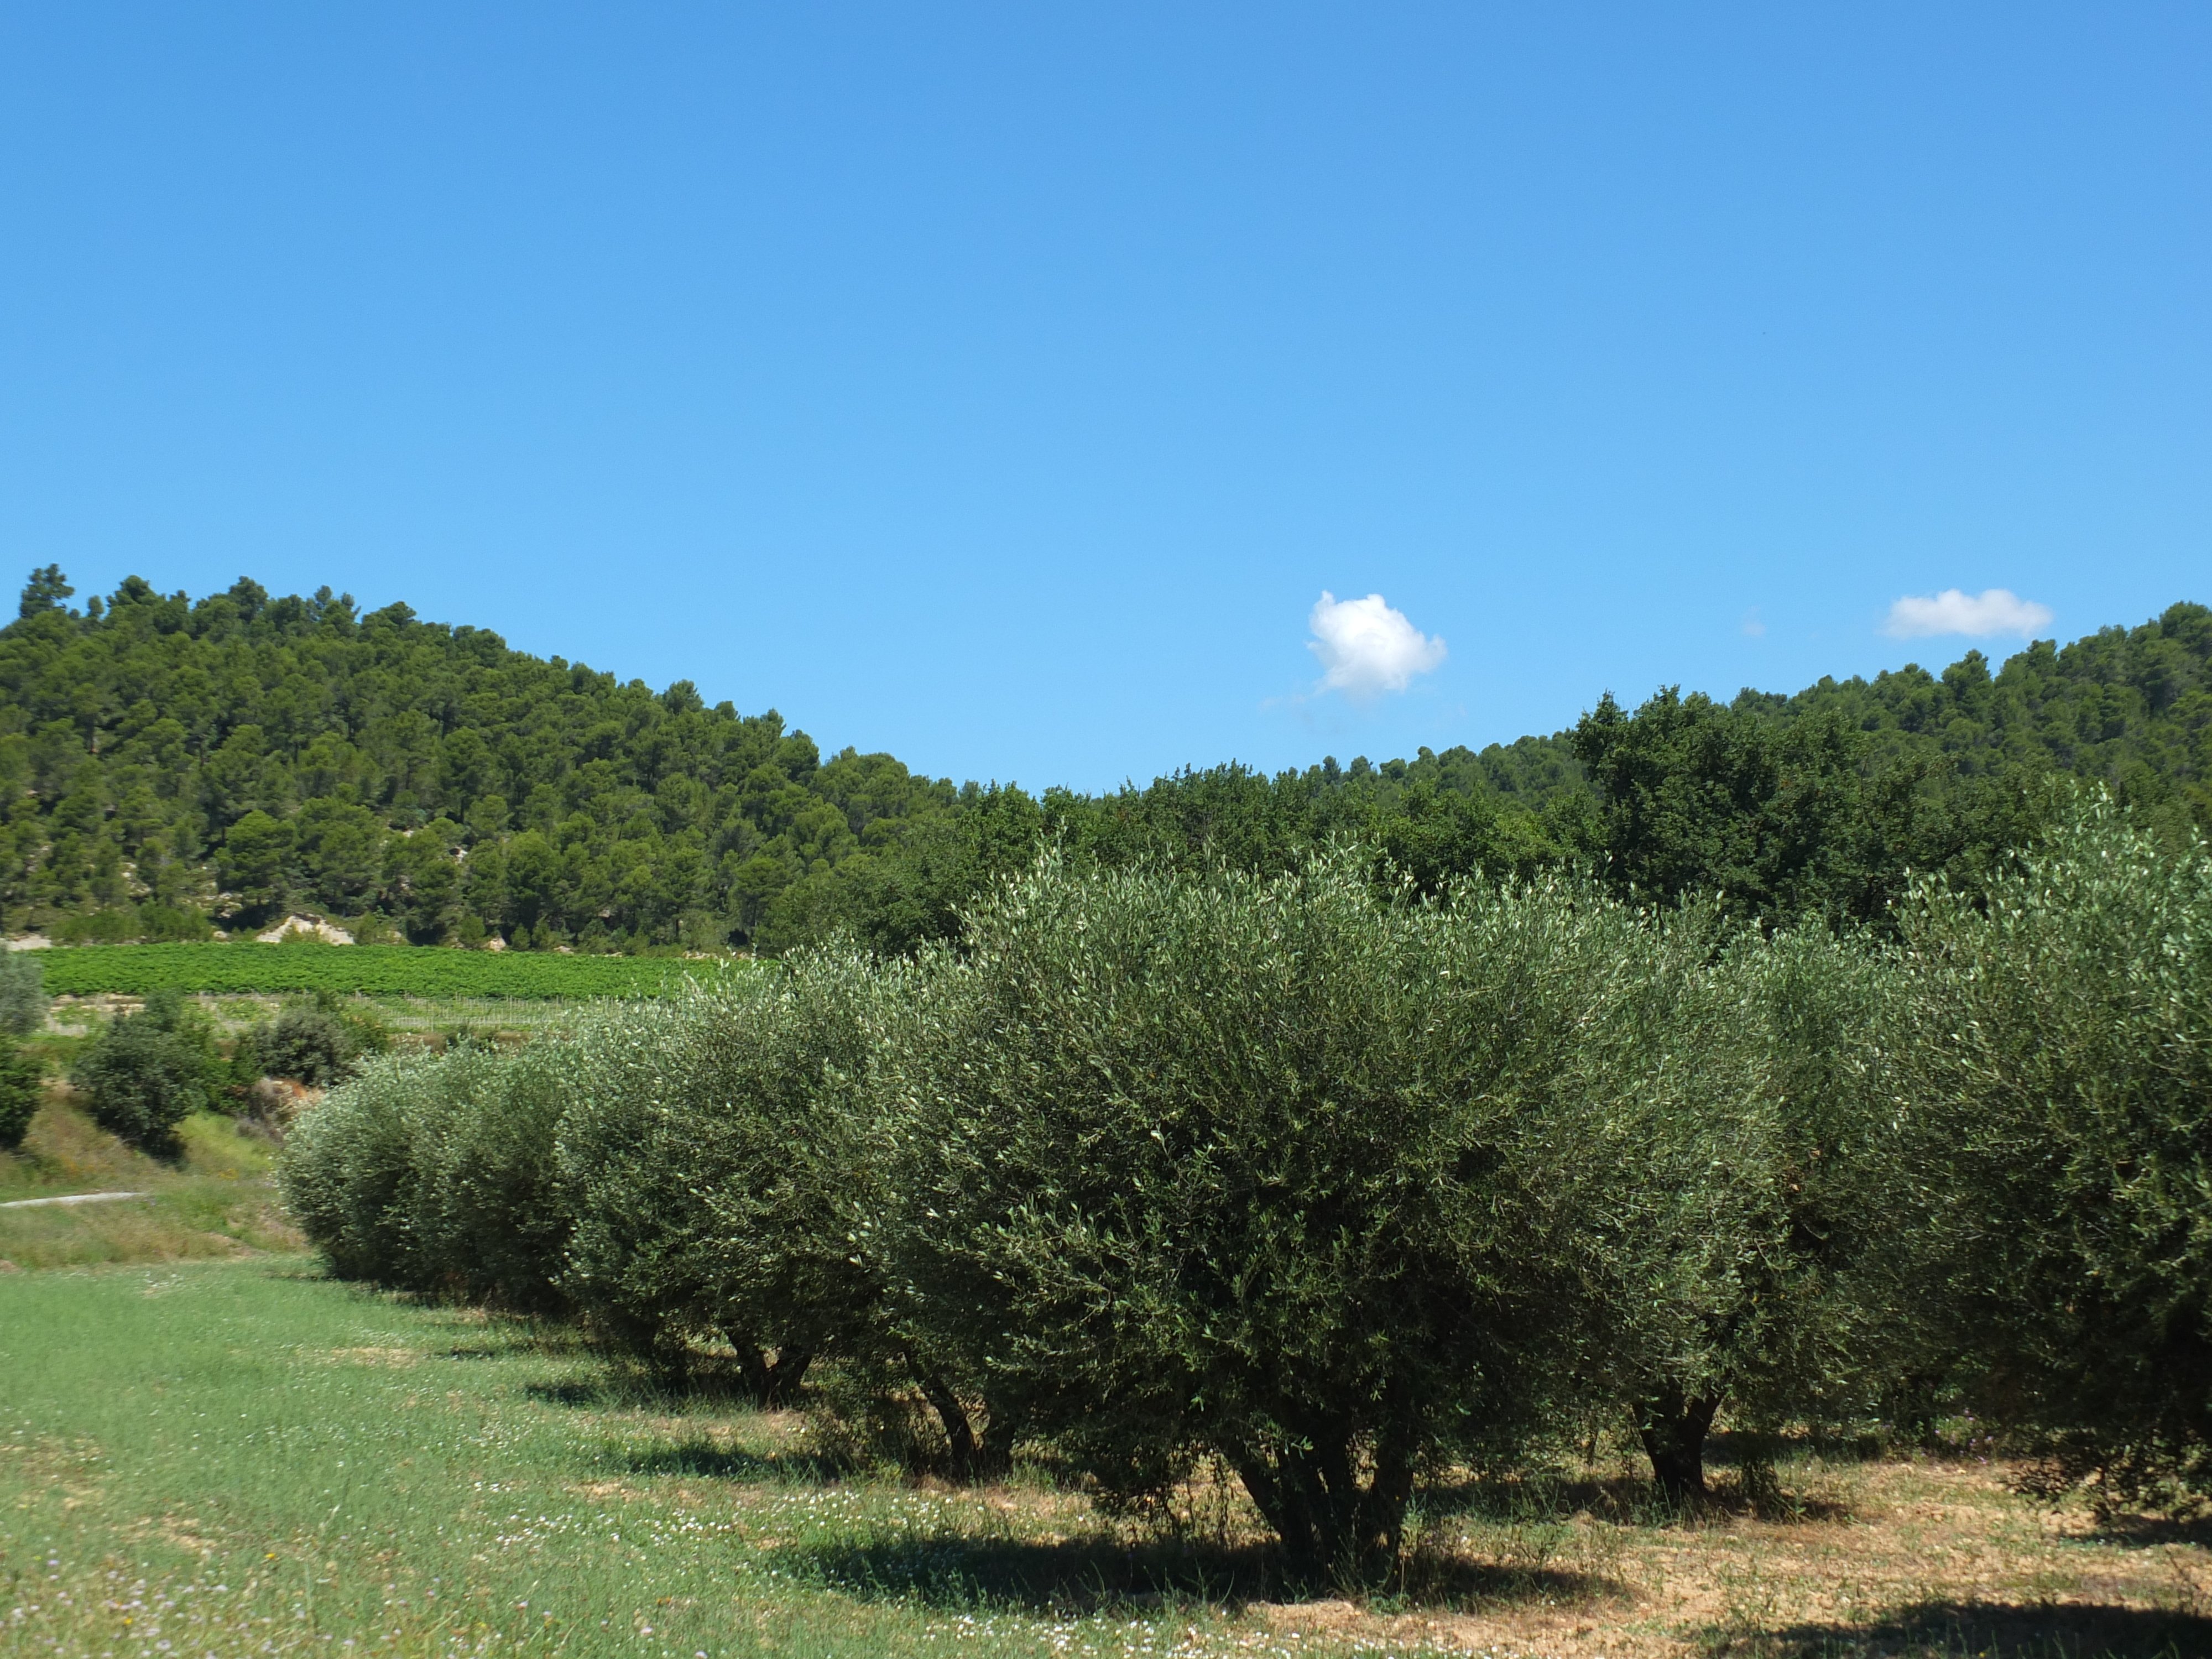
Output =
[{"x1": 1, "y1": 564, "x2": 2205, "y2": 952}]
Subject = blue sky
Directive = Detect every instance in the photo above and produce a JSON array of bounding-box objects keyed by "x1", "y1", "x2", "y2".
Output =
[{"x1": 2, "y1": 5, "x2": 2205, "y2": 791}]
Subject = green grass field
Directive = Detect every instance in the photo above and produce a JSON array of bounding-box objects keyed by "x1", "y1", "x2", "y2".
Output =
[
  {"x1": 0, "y1": 1261, "x2": 1374, "y2": 1659},
  {"x1": 33, "y1": 943, "x2": 750, "y2": 1000}
]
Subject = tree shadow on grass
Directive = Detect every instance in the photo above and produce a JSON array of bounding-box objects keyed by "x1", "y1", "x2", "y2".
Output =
[
  {"x1": 612, "y1": 1438, "x2": 843, "y2": 1484},
  {"x1": 1422, "y1": 1468, "x2": 1850, "y2": 1528},
  {"x1": 768, "y1": 1531, "x2": 1610, "y2": 1615},
  {"x1": 1739, "y1": 1599, "x2": 2212, "y2": 1657},
  {"x1": 521, "y1": 1367, "x2": 770, "y2": 1413},
  {"x1": 2083, "y1": 1512, "x2": 2212, "y2": 1552}
]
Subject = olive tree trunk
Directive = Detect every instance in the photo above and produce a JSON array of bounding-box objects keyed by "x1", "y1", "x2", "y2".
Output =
[
  {"x1": 726, "y1": 1333, "x2": 814, "y2": 1407},
  {"x1": 1228, "y1": 1425, "x2": 1418, "y2": 1587},
  {"x1": 1638, "y1": 1386, "x2": 1721, "y2": 1505},
  {"x1": 909, "y1": 1357, "x2": 980, "y2": 1480}
]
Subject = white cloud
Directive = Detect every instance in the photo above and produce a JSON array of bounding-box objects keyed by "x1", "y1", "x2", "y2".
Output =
[
  {"x1": 1307, "y1": 591, "x2": 1446, "y2": 699},
  {"x1": 1882, "y1": 587, "x2": 2054, "y2": 639}
]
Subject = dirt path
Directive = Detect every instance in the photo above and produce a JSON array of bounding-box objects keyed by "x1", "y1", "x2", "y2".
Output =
[{"x1": 0, "y1": 1190, "x2": 148, "y2": 1209}]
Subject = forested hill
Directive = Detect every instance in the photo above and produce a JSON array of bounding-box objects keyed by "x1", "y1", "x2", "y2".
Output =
[{"x1": 1, "y1": 565, "x2": 2205, "y2": 953}]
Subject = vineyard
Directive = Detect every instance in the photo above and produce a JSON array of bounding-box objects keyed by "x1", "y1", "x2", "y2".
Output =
[{"x1": 32, "y1": 943, "x2": 739, "y2": 1000}]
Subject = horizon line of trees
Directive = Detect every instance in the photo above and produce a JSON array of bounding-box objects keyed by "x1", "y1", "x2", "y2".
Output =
[
  {"x1": 283, "y1": 795, "x2": 2212, "y2": 1584},
  {"x1": 1, "y1": 565, "x2": 2205, "y2": 956}
]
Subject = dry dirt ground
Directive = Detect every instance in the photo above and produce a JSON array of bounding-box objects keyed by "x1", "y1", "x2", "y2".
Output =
[{"x1": 1243, "y1": 1451, "x2": 2212, "y2": 1657}]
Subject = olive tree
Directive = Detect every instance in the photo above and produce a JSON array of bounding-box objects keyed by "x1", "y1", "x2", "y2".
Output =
[
  {"x1": 1518, "y1": 899, "x2": 1764, "y2": 1503},
  {"x1": 1885, "y1": 796, "x2": 2212, "y2": 1511},
  {"x1": 281, "y1": 1032, "x2": 579, "y2": 1304},
  {"x1": 406, "y1": 1034, "x2": 581, "y2": 1310},
  {"x1": 1538, "y1": 919, "x2": 1900, "y2": 1501},
  {"x1": 883, "y1": 852, "x2": 1644, "y2": 1583},
  {"x1": 0, "y1": 949, "x2": 46, "y2": 1037},
  {"x1": 281, "y1": 1047, "x2": 451, "y2": 1285},
  {"x1": 559, "y1": 956, "x2": 911, "y2": 1407}
]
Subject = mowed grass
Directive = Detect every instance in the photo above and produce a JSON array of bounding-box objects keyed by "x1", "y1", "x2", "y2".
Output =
[
  {"x1": 4, "y1": 1261, "x2": 2210, "y2": 1659},
  {"x1": 0, "y1": 1105, "x2": 298, "y2": 1271}
]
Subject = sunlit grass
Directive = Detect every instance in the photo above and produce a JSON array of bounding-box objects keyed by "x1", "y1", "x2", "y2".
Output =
[
  {"x1": 34, "y1": 943, "x2": 733, "y2": 1001},
  {"x1": 0, "y1": 1262, "x2": 1429, "y2": 1658}
]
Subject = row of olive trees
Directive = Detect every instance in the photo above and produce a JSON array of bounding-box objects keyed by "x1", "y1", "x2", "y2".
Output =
[{"x1": 280, "y1": 797, "x2": 2212, "y2": 1577}]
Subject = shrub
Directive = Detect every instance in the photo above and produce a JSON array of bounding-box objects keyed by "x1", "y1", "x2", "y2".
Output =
[
  {"x1": 138, "y1": 904, "x2": 215, "y2": 942},
  {"x1": 0, "y1": 950, "x2": 45, "y2": 1037},
  {"x1": 68, "y1": 990, "x2": 220, "y2": 1152},
  {"x1": 0, "y1": 1040, "x2": 42, "y2": 1150},
  {"x1": 244, "y1": 995, "x2": 388, "y2": 1088},
  {"x1": 51, "y1": 904, "x2": 212, "y2": 945},
  {"x1": 54, "y1": 909, "x2": 139, "y2": 945},
  {"x1": 884, "y1": 853, "x2": 1628, "y2": 1583},
  {"x1": 1887, "y1": 797, "x2": 2212, "y2": 1513}
]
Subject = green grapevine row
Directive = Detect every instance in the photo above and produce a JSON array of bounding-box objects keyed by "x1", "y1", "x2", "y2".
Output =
[{"x1": 35, "y1": 943, "x2": 746, "y2": 1000}]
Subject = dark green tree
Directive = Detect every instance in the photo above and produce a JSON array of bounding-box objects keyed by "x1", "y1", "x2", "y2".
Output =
[
  {"x1": 17, "y1": 565, "x2": 72, "y2": 620},
  {"x1": 1572, "y1": 690, "x2": 1897, "y2": 924},
  {"x1": 220, "y1": 811, "x2": 296, "y2": 919},
  {"x1": 69, "y1": 989, "x2": 221, "y2": 1152},
  {"x1": 0, "y1": 1041, "x2": 41, "y2": 1149}
]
